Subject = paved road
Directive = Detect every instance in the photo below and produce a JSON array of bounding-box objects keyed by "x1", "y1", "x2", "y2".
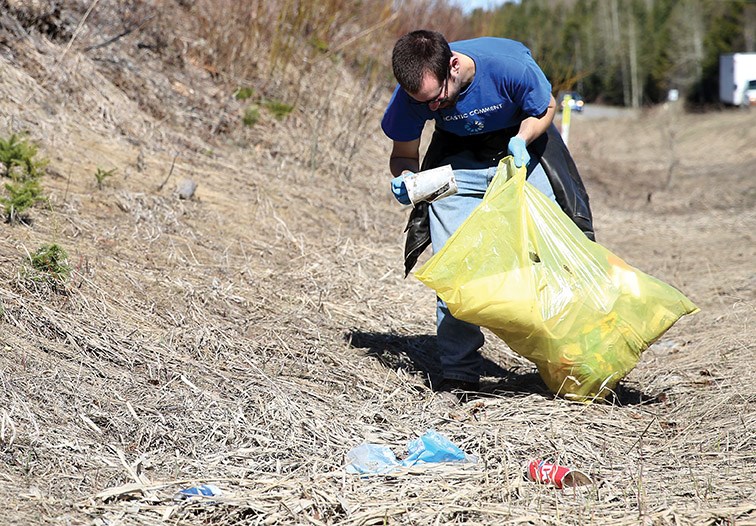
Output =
[{"x1": 557, "y1": 104, "x2": 637, "y2": 120}]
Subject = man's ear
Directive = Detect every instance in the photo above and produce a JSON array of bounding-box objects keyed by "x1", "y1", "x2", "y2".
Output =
[{"x1": 450, "y1": 55, "x2": 460, "y2": 74}]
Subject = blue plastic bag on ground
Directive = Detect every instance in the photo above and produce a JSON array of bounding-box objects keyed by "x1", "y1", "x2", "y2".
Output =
[
  {"x1": 404, "y1": 429, "x2": 468, "y2": 465},
  {"x1": 345, "y1": 430, "x2": 476, "y2": 475},
  {"x1": 344, "y1": 443, "x2": 400, "y2": 475}
]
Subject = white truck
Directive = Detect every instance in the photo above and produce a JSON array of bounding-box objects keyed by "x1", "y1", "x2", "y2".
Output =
[{"x1": 719, "y1": 53, "x2": 756, "y2": 106}]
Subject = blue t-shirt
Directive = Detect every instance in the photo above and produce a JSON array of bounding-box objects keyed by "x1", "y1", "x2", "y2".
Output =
[{"x1": 381, "y1": 37, "x2": 551, "y2": 142}]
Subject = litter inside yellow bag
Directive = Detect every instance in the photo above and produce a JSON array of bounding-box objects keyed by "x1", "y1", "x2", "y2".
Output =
[{"x1": 415, "y1": 157, "x2": 699, "y2": 402}]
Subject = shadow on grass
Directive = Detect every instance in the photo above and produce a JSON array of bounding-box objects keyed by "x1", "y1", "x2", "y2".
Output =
[
  {"x1": 608, "y1": 383, "x2": 667, "y2": 407},
  {"x1": 346, "y1": 330, "x2": 550, "y2": 398},
  {"x1": 345, "y1": 330, "x2": 664, "y2": 406}
]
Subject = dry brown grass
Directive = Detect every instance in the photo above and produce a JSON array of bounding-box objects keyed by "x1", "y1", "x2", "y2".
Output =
[{"x1": 0, "y1": 2, "x2": 755, "y2": 525}]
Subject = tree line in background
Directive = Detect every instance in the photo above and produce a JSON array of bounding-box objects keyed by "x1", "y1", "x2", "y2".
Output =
[
  {"x1": 470, "y1": 0, "x2": 756, "y2": 106},
  {"x1": 28, "y1": 0, "x2": 748, "y2": 111}
]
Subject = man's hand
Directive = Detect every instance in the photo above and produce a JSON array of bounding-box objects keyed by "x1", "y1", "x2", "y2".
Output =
[
  {"x1": 391, "y1": 174, "x2": 412, "y2": 205},
  {"x1": 507, "y1": 136, "x2": 530, "y2": 168}
]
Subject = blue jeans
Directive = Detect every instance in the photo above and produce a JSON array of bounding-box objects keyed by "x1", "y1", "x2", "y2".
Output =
[{"x1": 428, "y1": 154, "x2": 556, "y2": 384}]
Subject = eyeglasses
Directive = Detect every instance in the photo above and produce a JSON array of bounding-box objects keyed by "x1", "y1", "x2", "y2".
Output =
[{"x1": 408, "y1": 69, "x2": 449, "y2": 109}]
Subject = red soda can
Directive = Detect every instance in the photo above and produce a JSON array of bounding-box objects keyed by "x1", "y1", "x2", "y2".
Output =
[{"x1": 526, "y1": 459, "x2": 591, "y2": 489}]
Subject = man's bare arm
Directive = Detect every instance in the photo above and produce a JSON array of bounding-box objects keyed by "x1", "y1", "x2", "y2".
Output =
[
  {"x1": 389, "y1": 139, "x2": 421, "y2": 177},
  {"x1": 515, "y1": 94, "x2": 557, "y2": 145}
]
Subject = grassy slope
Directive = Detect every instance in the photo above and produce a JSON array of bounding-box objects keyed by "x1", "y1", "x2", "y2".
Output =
[{"x1": 1, "y1": 4, "x2": 755, "y2": 525}]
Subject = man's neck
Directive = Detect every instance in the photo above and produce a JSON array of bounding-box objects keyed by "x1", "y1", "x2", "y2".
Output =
[{"x1": 453, "y1": 52, "x2": 476, "y2": 89}]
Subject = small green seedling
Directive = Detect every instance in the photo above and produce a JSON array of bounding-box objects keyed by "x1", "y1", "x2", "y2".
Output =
[
  {"x1": 0, "y1": 133, "x2": 47, "y2": 180},
  {"x1": 1, "y1": 178, "x2": 45, "y2": 223},
  {"x1": 94, "y1": 167, "x2": 116, "y2": 190},
  {"x1": 0, "y1": 133, "x2": 47, "y2": 223},
  {"x1": 243, "y1": 105, "x2": 260, "y2": 127},
  {"x1": 26, "y1": 243, "x2": 71, "y2": 285},
  {"x1": 263, "y1": 99, "x2": 294, "y2": 120},
  {"x1": 235, "y1": 87, "x2": 255, "y2": 101}
]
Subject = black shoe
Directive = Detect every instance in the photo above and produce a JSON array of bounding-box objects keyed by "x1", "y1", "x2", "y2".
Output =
[{"x1": 433, "y1": 378, "x2": 481, "y2": 404}]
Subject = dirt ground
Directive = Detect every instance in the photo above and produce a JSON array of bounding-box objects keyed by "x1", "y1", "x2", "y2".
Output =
[{"x1": 1, "y1": 15, "x2": 755, "y2": 525}]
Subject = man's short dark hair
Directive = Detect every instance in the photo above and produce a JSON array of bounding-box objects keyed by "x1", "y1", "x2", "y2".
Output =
[{"x1": 391, "y1": 30, "x2": 451, "y2": 93}]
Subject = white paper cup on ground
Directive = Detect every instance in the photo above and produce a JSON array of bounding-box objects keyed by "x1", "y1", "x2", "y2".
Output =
[{"x1": 404, "y1": 165, "x2": 457, "y2": 205}]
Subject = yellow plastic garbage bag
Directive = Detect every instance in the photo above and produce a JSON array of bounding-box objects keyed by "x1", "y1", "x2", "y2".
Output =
[{"x1": 415, "y1": 157, "x2": 699, "y2": 402}]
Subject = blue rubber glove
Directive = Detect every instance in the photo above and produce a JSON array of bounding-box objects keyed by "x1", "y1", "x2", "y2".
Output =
[
  {"x1": 507, "y1": 136, "x2": 530, "y2": 168},
  {"x1": 391, "y1": 174, "x2": 412, "y2": 205}
]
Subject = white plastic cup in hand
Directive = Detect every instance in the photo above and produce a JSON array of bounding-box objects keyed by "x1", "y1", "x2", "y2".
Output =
[{"x1": 404, "y1": 165, "x2": 458, "y2": 205}]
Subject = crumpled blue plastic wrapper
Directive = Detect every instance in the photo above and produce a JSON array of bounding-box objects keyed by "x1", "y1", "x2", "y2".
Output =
[
  {"x1": 175, "y1": 483, "x2": 222, "y2": 500},
  {"x1": 345, "y1": 430, "x2": 477, "y2": 475},
  {"x1": 404, "y1": 429, "x2": 469, "y2": 464},
  {"x1": 344, "y1": 443, "x2": 400, "y2": 475}
]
